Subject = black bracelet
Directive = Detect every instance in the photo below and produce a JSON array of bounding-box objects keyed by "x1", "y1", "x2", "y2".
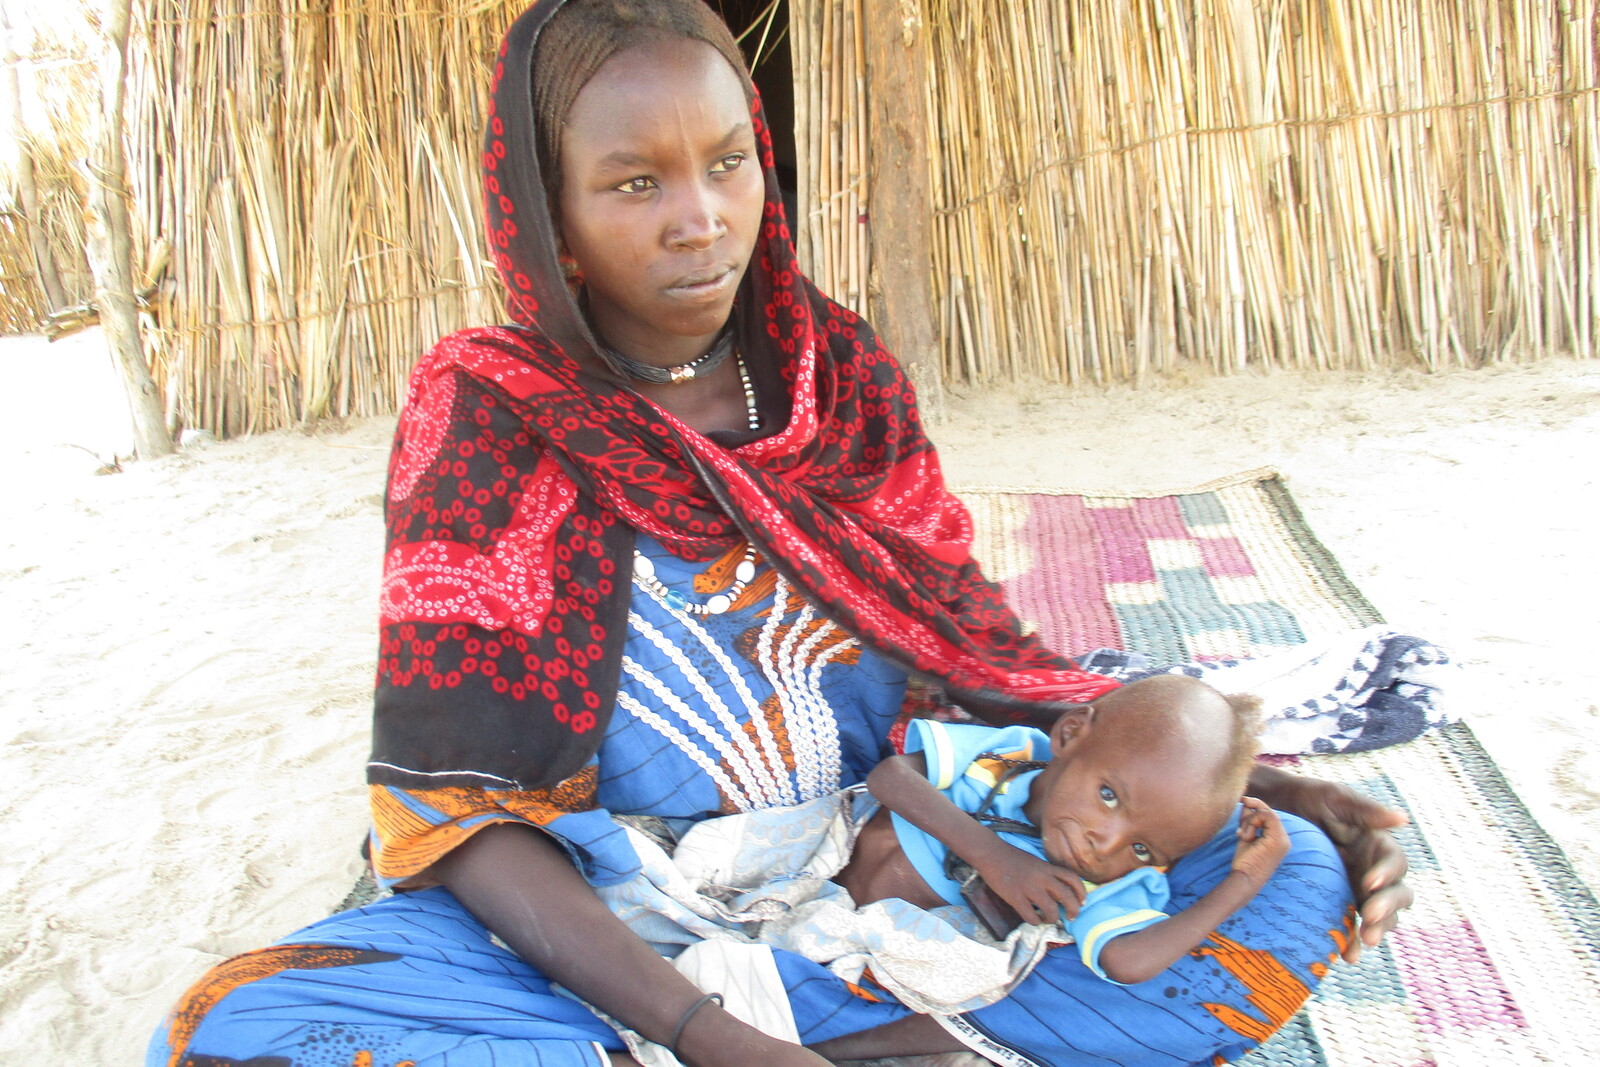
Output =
[{"x1": 668, "y1": 991, "x2": 724, "y2": 1059}]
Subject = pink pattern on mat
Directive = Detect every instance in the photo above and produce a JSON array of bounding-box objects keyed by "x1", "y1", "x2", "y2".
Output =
[
  {"x1": 1087, "y1": 498, "x2": 1193, "y2": 582},
  {"x1": 1128, "y1": 497, "x2": 1195, "y2": 536},
  {"x1": 1196, "y1": 535, "x2": 1255, "y2": 577},
  {"x1": 1084, "y1": 498, "x2": 1259, "y2": 583},
  {"x1": 1388, "y1": 921, "x2": 1528, "y2": 1035},
  {"x1": 1009, "y1": 496, "x2": 1121, "y2": 654},
  {"x1": 1088, "y1": 507, "x2": 1157, "y2": 583}
]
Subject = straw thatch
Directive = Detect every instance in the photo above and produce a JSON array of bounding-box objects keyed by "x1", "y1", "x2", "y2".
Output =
[
  {"x1": 122, "y1": 0, "x2": 516, "y2": 437},
  {"x1": 791, "y1": 0, "x2": 868, "y2": 317},
  {"x1": 833, "y1": 0, "x2": 1598, "y2": 383},
  {"x1": 0, "y1": 14, "x2": 96, "y2": 333},
  {"x1": 4, "y1": 0, "x2": 1596, "y2": 436}
]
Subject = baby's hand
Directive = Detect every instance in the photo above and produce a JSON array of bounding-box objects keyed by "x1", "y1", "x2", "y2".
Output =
[
  {"x1": 1232, "y1": 796, "x2": 1290, "y2": 888},
  {"x1": 980, "y1": 847, "x2": 1087, "y2": 923}
]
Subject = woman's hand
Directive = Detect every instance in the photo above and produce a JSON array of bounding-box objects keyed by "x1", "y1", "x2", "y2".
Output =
[
  {"x1": 980, "y1": 846, "x2": 1088, "y2": 923},
  {"x1": 674, "y1": 1010, "x2": 834, "y2": 1067},
  {"x1": 609, "y1": 1028, "x2": 832, "y2": 1067},
  {"x1": 1247, "y1": 764, "x2": 1413, "y2": 962},
  {"x1": 743, "y1": 1037, "x2": 835, "y2": 1067},
  {"x1": 436, "y1": 824, "x2": 832, "y2": 1067},
  {"x1": 1230, "y1": 797, "x2": 1289, "y2": 888}
]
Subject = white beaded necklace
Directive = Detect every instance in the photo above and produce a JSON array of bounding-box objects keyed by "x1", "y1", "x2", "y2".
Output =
[
  {"x1": 631, "y1": 356, "x2": 761, "y2": 616},
  {"x1": 736, "y1": 354, "x2": 760, "y2": 431},
  {"x1": 632, "y1": 544, "x2": 759, "y2": 616}
]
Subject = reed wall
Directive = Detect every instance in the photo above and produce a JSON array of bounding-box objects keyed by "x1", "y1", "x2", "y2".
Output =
[
  {"x1": 0, "y1": 32, "x2": 96, "y2": 332},
  {"x1": 850, "y1": 0, "x2": 1597, "y2": 382},
  {"x1": 0, "y1": 151, "x2": 95, "y2": 332},
  {"x1": 790, "y1": 0, "x2": 869, "y2": 317},
  {"x1": 4, "y1": 1, "x2": 1596, "y2": 436},
  {"x1": 122, "y1": 0, "x2": 518, "y2": 437}
]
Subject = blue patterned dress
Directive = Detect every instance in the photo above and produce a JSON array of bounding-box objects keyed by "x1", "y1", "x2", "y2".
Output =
[{"x1": 148, "y1": 541, "x2": 1350, "y2": 1067}]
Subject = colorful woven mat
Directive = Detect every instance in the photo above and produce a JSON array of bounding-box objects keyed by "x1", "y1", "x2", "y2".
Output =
[{"x1": 959, "y1": 469, "x2": 1600, "y2": 1065}]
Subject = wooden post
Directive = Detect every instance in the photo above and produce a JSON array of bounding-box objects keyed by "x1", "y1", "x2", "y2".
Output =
[
  {"x1": 862, "y1": 0, "x2": 944, "y2": 422},
  {"x1": 84, "y1": 0, "x2": 172, "y2": 458}
]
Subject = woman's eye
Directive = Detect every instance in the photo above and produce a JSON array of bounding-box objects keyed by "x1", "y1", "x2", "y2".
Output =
[
  {"x1": 615, "y1": 176, "x2": 656, "y2": 194},
  {"x1": 1098, "y1": 785, "x2": 1118, "y2": 808},
  {"x1": 711, "y1": 153, "x2": 747, "y2": 175},
  {"x1": 1132, "y1": 843, "x2": 1152, "y2": 863}
]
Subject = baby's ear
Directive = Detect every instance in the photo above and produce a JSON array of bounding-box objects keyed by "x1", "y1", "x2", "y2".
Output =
[{"x1": 1049, "y1": 704, "x2": 1096, "y2": 755}]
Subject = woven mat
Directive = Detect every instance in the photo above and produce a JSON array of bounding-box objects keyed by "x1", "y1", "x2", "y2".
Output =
[{"x1": 959, "y1": 469, "x2": 1600, "y2": 1065}]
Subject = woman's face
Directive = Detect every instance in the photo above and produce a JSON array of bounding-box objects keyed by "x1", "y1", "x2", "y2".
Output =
[{"x1": 556, "y1": 37, "x2": 764, "y2": 364}]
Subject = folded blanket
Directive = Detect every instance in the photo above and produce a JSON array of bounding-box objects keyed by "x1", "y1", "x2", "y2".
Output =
[{"x1": 1077, "y1": 625, "x2": 1455, "y2": 754}]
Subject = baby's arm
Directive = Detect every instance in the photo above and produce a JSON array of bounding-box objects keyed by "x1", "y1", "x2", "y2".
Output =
[
  {"x1": 1096, "y1": 797, "x2": 1290, "y2": 985},
  {"x1": 867, "y1": 753, "x2": 1086, "y2": 922}
]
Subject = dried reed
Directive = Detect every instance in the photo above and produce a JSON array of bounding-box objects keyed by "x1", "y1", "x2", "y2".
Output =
[
  {"x1": 121, "y1": 0, "x2": 516, "y2": 436},
  {"x1": 6, "y1": 0, "x2": 1596, "y2": 434},
  {"x1": 798, "y1": 0, "x2": 1598, "y2": 383},
  {"x1": 0, "y1": 14, "x2": 96, "y2": 330},
  {"x1": 790, "y1": 0, "x2": 869, "y2": 315}
]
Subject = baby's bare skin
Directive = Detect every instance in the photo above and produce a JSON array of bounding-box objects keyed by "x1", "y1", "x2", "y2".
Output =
[{"x1": 833, "y1": 806, "x2": 948, "y2": 911}]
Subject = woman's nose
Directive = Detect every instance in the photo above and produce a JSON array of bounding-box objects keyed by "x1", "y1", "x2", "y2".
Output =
[{"x1": 666, "y1": 181, "x2": 726, "y2": 249}]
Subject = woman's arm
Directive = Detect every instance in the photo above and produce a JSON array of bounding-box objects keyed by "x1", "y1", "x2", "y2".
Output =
[
  {"x1": 1095, "y1": 799, "x2": 1288, "y2": 985},
  {"x1": 1247, "y1": 763, "x2": 1413, "y2": 962},
  {"x1": 433, "y1": 822, "x2": 831, "y2": 1067},
  {"x1": 806, "y1": 1012, "x2": 967, "y2": 1060}
]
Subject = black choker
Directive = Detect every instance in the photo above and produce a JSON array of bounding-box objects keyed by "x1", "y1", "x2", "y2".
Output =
[{"x1": 599, "y1": 322, "x2": 737, "y2": 385}]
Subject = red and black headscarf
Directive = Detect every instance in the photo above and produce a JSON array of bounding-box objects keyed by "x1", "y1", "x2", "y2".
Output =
[{"x1": 369, "y1": 0, "x2": 1118, "y2": 793}]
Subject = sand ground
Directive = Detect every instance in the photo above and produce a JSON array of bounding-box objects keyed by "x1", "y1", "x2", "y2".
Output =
[{"x1": 2, "y1": 328, "x2": 1597, "y2": 1061}]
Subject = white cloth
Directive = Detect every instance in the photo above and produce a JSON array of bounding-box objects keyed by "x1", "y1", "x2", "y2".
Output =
[{"x1": 599, "y1": 788, "x2": 1067, "y2": 1015}]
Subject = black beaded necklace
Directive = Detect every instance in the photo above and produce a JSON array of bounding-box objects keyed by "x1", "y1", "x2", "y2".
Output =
[{"x1": 598, "y1": 320, "x2": 737, "y2": 385}]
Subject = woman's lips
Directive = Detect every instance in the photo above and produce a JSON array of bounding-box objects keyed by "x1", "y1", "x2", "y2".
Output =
[{"x1": 665, "y1": 266, "x2": 736, "y2": 300}]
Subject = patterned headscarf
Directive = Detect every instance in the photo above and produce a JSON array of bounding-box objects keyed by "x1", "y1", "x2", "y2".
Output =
[{"x1": 369, "y1": 0, "x2": 1118, "y2": 793}]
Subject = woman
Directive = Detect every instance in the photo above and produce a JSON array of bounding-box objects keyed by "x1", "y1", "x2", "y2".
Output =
[{"x1": 149, "y1": 2, "x2": 1410, "y2": 1065}]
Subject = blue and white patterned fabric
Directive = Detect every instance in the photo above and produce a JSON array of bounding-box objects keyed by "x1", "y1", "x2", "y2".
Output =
[{"x1": 1080, "y1": 625, "x2": 1455, "y2": 754}]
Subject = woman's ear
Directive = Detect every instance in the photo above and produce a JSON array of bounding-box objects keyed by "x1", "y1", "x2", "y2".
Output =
[
  {"x1": 1049, "y1": 704, "x2": 1096, "y2": 756},
  {"x1": 556, "y1": 236, "x2": 584, "y2": 285}
]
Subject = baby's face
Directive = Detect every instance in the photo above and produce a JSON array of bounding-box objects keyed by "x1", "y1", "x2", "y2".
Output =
[{"x1": 1024, "y1": 703, "x2": 1234, "y2": 884}]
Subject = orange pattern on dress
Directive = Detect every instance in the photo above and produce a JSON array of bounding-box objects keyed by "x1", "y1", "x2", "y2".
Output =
[
  {"x1": 1310, "y1": 909, "x2": 1357, "y2": 980},
  {"x1": 1195, "y1": 931, "x2": 1313, "y2": 1045},
  {"x1": 163, "y1": 944, "x2": 397, "y2": 1067},
  {"x1": 693, "y1": 544, "x2": 777, "y2": 612},
  {"x1": 847, "y1": 970, "x2": 885, "y2": 1002},
  {"x1": 498, "y1": 765, "x2": 602, "y2": 822},
  {"x1": 724, "y1": 704, "x2": 796, "y2": 809},
  {"x1": 731, "y1": 569, "x2": 779, "y2": 611},
  {"x1": 754, "y1": 584, "x2": 826, "y2": 623},
  {"x1": 739, "y1": 616, "x2": 864, "y2": 669},
  {"x1": 370, "y1": 766, "x2": 600, "y2": 880},
  {"x1": 1331, "y1": 909, "x2": 1355, "y2": 958}
]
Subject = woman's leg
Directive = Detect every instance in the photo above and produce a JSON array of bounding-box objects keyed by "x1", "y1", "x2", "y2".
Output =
[
  {"x1": 147, "y1": 887, "x2": 623, "y2": 1067},
  {"x1": 950, "y1": 811, "x2": 1352, "y2": 1067}
]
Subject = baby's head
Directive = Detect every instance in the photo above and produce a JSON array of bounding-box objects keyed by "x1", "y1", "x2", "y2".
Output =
[{"x1": 1022, "y1": 675, "x2": 1261, "y2": 884}]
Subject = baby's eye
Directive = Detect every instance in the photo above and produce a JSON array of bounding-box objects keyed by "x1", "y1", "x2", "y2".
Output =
[
  {"x1": 615, "y1": 176, "x2": 656, "y2": 194},
  {"x1": 1098, "y1": 784, "x2": 1119, "y2": 808},
  {"x1": 1132, "y1": 843, "x2": 1153, "y2": 863},
  {"x1": 711, "y1": 153, "x2": 747, "y2": 174}
]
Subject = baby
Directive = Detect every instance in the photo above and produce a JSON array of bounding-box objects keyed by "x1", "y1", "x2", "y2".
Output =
[{"x1": 834, "y1": 674, "x2": 1287, "y2": 985}]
